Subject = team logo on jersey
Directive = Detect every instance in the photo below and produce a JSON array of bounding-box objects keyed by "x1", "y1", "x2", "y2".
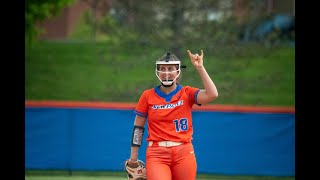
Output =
[{"x1": 152, "y1": 100, "x2": 184, "y2": 110}]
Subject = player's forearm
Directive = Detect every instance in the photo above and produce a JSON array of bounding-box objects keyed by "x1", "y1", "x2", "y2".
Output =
[
  {"x1": 130, "y1": 146, "x2": 139, "y2": 161},
  {"x1": 197, "y1": 66, "x2": 218, "y2": 99},
  {"x1": 129, "y1": 115, "x2": 146, "y2": 162}
]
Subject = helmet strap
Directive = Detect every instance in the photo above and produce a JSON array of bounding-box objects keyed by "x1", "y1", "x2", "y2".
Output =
[{"x1": 161, "y1": 81, "x2": 174, "y2": 87}]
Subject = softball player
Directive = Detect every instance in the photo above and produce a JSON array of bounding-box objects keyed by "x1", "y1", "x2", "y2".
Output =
[{"x1": 125, "y1": 50, "x2": 218, "y2": 180}]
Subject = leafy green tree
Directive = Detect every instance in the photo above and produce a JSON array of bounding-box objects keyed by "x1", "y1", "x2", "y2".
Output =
[{"x1": 25, "y1": 0, "x2": 75, "y2": 44}]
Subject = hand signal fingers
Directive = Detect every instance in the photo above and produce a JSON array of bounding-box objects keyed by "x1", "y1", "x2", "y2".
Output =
[
  {"x1": 187, "y1": 50, "x2": 204, "y2": 58},
  {"x1": 187, "y1": 50, "x2": 193, "y2": 58},
  {"x1": 193, "y1": 54, "x2": 197, "y2": 60}
]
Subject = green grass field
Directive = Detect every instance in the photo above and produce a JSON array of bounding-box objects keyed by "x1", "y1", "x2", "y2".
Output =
[
  {"x1": 25, "y1": 40, "x2": 295, "y2": 106},
  {"x1": 25, "y1": 176, "x2": 295, "y2": 180},
  {"x1": 25, "y1": 170, "x2": 295, "y2": 180},
  {"x1": 26, "y1": 176, "x2": 123, "y2": 180}
]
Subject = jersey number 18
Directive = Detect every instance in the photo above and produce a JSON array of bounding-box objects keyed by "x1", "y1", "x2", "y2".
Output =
[{"x1": 173, "y1": 118, "x2": 188, "y2": 132}]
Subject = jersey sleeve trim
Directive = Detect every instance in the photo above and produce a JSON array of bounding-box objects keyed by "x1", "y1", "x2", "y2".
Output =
[
  {"x1": 194, "y1": 89, "x2": 201, "y2": 106},
  {"x1": 134, "y1": 110, "x2": 147, "y2": 117}
]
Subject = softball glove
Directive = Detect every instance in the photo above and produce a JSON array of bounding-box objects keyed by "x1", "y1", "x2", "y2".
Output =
[{"x1": 125, "y1": 159, "x2": 147, "y2": 180}]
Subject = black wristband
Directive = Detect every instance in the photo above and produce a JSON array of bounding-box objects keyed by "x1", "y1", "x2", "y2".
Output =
[{"x1": 131, "y1": 125, "x2": 145, "y2": 147}]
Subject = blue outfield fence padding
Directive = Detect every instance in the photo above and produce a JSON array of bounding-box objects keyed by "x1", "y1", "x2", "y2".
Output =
[
  {"x1": 25, "y1": 102, "x2": 295, "y2": 176},
  {"x1": 191, "y1": 111, "x2": 294, "y2": 176}
]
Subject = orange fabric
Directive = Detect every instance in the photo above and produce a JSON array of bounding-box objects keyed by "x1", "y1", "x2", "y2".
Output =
[
  {"x1": 134, "y1": 85, "x2": 200, "y2": 142},
  {"x1": 146, "y1": 142, "x2": 197, "y2": 180}
]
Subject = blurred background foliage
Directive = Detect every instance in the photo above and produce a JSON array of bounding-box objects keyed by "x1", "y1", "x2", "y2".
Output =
[
  {"x1": 25, "y1": 0, "x2": 76, "y2": 43},
  {"x1": 25, "y1": 0, "x2": 295, "y2": 106}
]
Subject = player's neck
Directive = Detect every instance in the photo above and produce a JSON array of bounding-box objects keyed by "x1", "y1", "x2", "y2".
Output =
[{"x1": 160, "y1": 83, "x2": 177, "y2": 95}]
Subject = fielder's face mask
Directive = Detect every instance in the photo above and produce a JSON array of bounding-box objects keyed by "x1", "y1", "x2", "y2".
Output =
[{"x1": 155, "y1": 52, "x2": 185, "y2": 87}]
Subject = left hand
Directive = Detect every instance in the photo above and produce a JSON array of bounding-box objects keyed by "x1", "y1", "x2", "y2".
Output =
[
  {"x1": 187, "y1": 50, "x2": 204, "y2": 69},
  {"x1": 125, "y1": 159, "x2": 147, "y2": 180}
]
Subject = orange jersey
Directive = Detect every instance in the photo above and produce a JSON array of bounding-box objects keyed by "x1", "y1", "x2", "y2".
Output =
[{"x1": 134, "y1": 85, "x2": 200, "y2": 142}]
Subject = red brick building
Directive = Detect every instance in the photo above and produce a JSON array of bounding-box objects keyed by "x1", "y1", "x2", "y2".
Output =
[
  {"x1": 37, "y1": 0, "x2": 111, "y2": 40},
  {"x1": 37, "y1": 0, "x2": 294, "y2": 40}
]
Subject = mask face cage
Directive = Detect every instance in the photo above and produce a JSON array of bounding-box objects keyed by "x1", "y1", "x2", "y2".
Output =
[{"x1": 155, "y1": 60, "x2": 181, "y2": 86}]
